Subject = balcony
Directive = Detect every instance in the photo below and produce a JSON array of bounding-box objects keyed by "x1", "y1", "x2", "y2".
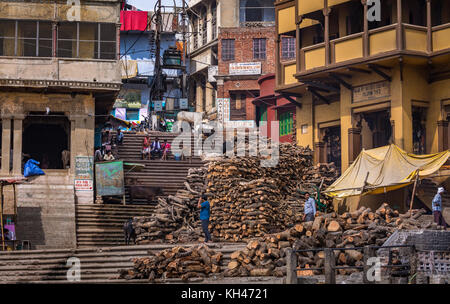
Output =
[
  {"x1": 0, "y1": 57, "x2": 121, "y2": 91},
  {"x1": 297, "y1": 23, "x2": 450, "y2": 75}
]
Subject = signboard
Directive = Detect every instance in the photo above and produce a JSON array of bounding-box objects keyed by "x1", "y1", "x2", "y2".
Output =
[
  {"x1": 208, "y1": 65, "x2": 218, "y2": 82},
  {"x1": 115, "y1": 89, "x2": 142, "y2": 109},
  {"x1": 353, "y1": 81, "x2": 390, "y2": 103},
  {"x1": 217, "y1": 98, "x2": 230, "y2": 123},
  {"x1": 225, "y1": 120, "x2": 255, "y2": 129},
  {"x1": 154, "y1": 100, "x2": 163, "y2": 112},
  {"x1": 95, "y1": 161, "x2": 125, "y2": 197},
  {"x1": 179, "y1": 98, "x2": 188, "y2": 110},
  {"x1": 75, "y1": 156, "x2": 94, "y2": 191},
  {"x1": 229, "y1": 62, "x2": 261, "y2": 75}
]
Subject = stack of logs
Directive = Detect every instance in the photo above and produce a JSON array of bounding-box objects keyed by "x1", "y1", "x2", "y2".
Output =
[
  {"x1": 208, "y1": 143, "x2": 339, "y2": 241},
  {"x1": 133, "y1": 167, "x2": 207, "y2": 244},
  {"x1": 225, "y1": 204, "x2": 436, "y2": 277},
  {"x1": 119, "y1": 245, "x2": 222, "y2": 281}
]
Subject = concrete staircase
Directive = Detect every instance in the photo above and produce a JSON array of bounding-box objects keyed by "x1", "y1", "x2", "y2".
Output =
[
  {"x1": 116, "y1": 132, "x2": 204, "y2": 197},
  {"x1": 75, "y1": 204, "x2": 155, "y2": 248},
  {"x1": 0, "y1": 243, "x2": 246, "y2": 283}
]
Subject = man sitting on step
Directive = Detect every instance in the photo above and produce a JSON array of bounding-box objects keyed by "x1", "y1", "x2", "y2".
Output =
[{"x1": 150, "y1": 137, "x2": 162, "y2": 160}]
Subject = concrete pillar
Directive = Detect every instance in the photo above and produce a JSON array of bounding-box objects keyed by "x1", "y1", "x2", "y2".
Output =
[
  {"x1": 314, "y1": 142, "x2": 327, "y2": 164},
  {"x1": 12, "y1": 118, "x2": 23, "y2": 176},
  {"x1": 437, "y1": 120, "x2": 449, "y2": 152},
  {"x1": 348, "y1": 128, "x2": 361, "y2": 165},
  {"x1": 1, "y1": 118, "x2": 12, "y2": 175}
]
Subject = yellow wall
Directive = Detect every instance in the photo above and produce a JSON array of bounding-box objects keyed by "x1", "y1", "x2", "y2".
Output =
[
  {"x1": 369, "y1": 29, "x2": 397, "y2": 55},
  {"x1": 304, "y1": 47, "x2": 325, "y2": 70},
  {"x1": 278, "y1": 6, "x2": 296, "y2": 34},
  {"x1": 298, "y1": 0, "x2": 323, "y2": 15},
  {"x1": 334, "y1": 37, "x2": 363, "y2": 63},
  {"x1": 433, "y1": 27, "x2": 450, "y2": 52},
  {"x1": 296, "y1": 93, "x2": 314, "y2": 148},
  {"x1": 284, "y1": 63, "x2": 297, "y2": 85},
  {"x1": 405, "y1": 28, "x2": 427, "y2": 53},
  {"x1": 429, "y1": 79, "x2": 450, "y2": 152}
]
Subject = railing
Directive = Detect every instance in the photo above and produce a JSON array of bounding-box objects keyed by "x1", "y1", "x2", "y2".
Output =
[
  {"x1": 330, "y1": 32, "x2": 364, "y2": 64},
  {"x1": 286, "y1": 245, "x2": 417, "y2": 284},
  {"x1": 300, "y1": 42, "x2": 326, "y2": 71},
  {"x1": 280, "y1": 59, "x2": 297, "y2": 86}
]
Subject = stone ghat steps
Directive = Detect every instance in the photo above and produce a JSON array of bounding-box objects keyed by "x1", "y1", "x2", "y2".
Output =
[
  {"x1": 75, "y1": 204, "x2": 155, "y2": 248},
  {"x1": 0, "y1": 243, "x2": 246, "y2": 283}
]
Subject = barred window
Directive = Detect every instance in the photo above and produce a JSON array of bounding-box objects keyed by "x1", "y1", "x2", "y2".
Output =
[
  {"x1": 222, "y1": 39, "x2": 235, "y2": 61},
  {"x1": 253, "y1": 38, "x2": 266, "y2": 60},
  {"x1": 193, "y1": 18, "x2": 198, "y2": 49},
  {"x1": 211, "y1": 2, "x2": 217, "y2": 40},
  {"x1": 58, "y1": 22, "x2": 116, "y2": 59},
  {"x1": 0, "y1": 20, "x2": 52, "y2": 57},
  {"x1": 281, "y1": 36, "x2": 296, "y2": 60},
  {"x1": 201, "y1": 8, "x2": 207, "y2": 46}
]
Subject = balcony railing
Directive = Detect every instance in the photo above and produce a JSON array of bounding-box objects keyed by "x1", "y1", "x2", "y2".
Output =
[{"x1": 297, "y1": 22, "x2": 450, "y2": 74}]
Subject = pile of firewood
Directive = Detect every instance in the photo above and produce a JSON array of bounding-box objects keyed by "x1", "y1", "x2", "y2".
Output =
[
  {"x1": 133, "y1": 167, "x2": 207, "y2": 244},
  {"x1": 225, "y1": 204, "x2": 437, "y2": 277},
  {"x1": 207, "y1": 143, "x2": 339, "y2": 241},
  {"x1": 119, "y1": 245, "x2": 222, "y2": 281}
]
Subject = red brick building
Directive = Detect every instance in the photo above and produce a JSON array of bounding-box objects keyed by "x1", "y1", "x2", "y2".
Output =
[{"x1": 217, "y1": 26, "x2": 276, "y2": 123}]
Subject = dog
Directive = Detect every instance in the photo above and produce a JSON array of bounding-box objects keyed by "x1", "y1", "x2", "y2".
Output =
[{"x1": 123, "y1": 219, "x2": 136, "y2": 245}]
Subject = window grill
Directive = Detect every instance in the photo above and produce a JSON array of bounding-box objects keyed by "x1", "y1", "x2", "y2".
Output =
[
  {"x1": 253, "y1": 38, "x2": 266, "y2": 60},
  {"x1": 281, "y1": 36, "x2": 295, "y2": 60},
  {"x1": 222, "y1": 39, "x2": 235, "y2": 61}
]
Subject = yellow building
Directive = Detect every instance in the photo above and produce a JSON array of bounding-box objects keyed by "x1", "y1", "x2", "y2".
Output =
[{"x1": 275, "y1": 0, "x2": 450, "y2": 175}]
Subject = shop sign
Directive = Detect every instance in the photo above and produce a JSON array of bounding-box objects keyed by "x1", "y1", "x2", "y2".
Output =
[
  {"x1": 217, "y1": 98, "x2": 230, "y2": 122},
  {"x1": 353, "y1": 81, "x2": 390, "y2": 103},
  {"x1": 229, "y1": 62, "x2": 261, "y2": 75},
  {"x1": 75, "y1": 156, "x2": 94, "y2": 191}
]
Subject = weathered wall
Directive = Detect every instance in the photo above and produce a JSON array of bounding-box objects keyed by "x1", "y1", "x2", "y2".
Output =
[
  {"x1": 15, "y1": 176, "x2": 76, "y2": 249},
  {"x1": 0, "y1": 0, "x2": 120, "y2": 23}
]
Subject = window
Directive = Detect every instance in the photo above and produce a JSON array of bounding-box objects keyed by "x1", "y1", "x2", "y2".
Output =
[
  {"x1": 222, "y1": 39, "x2": 235, "y2": 61},
  {"x1": 281, "y1": 36, "x2": 295, "y2": 60},
  {"x1": 211, "y1": 2, "x2": 217, "y2": 40},
  {"x1": 0, "y1": 20, "x2": 53, "y2": 57},
  {"x1": 240, "y1": 0, "x2": 275, "y2": 24},
  {"x1": 253, "y1": 38, "x2": 266, "y2": 60},
  {"x1": 279, "y1": 112, "x2": 293, "y2": 136},
  {"x1": 193, "y1": 18, "x2": 198, "y2": 49},
  {"x1": 58, "y1": 22, "x2": 116, "y2": 59},
  {"x1": 201, "y1": 8, "x2": 207, "y2": 46},
  {"x1": 126, "y1": 109, "x2": 140, "y2": 121}
]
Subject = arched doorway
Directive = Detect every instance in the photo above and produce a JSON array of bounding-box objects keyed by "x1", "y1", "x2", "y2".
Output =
[{"x1": 22, "y1": 114, "x2": 70, "y2": 169}]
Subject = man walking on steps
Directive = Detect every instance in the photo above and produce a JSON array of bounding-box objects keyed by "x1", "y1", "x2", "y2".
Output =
[
  {"x1": 198, "y1": 194, "x2": 212, "y2": 243},
  {"x1": 432, "y1": 187, "x2": 448, "y2": 228}
]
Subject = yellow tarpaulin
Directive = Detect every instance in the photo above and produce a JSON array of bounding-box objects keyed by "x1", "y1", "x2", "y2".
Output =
[{"x1": 325, "y1": 144, "x2": 450, "y2": 198}]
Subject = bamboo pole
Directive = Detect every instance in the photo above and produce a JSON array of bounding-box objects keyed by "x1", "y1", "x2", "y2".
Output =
[
  {"x1": 409, "y1": 171, "x2": 420, "y2": 217},
  {"x1": 357, "y1": 172, "x2": 370, "y2": 207}
]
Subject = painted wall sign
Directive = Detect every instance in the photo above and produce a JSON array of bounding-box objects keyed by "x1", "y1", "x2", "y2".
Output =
[
  {"x1": 75, "y1": 156, "x2": 94, "y2": 191},
  {"x1": 217, "y1": 98, "x2": 230, "y2": 122},
  {"x1": 179, "y1": 98, "x2": 188, "y2": 110},
  {"x1": 229, "y1": 62, "x2": 261, "y2": 75},
  {"x1": 154, "y1": 100, "x2": 163, "y2": 112},
  {"x1": 95, "y1": 161, "x2": 125, "y2": 197},
  {"x1": 353, "y1": 81, "x2": 390, "y2": 103}
]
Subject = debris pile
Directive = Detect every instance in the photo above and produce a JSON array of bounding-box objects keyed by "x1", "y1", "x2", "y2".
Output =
[{"x1": 119, "y1": 244, "x2": 222, "y2": 281}]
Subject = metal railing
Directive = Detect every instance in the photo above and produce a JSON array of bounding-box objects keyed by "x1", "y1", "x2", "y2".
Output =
[{"x1": 286, "y1": 245, "x2": 417, "y2": 284}]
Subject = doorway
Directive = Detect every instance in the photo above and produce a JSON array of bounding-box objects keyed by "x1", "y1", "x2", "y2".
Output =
[{"x1": 22, "y1": 114, "x2": 70, "y2": 169}]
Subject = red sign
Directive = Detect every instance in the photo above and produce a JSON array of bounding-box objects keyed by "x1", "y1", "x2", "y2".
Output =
[{"x1": 75, "y1": 180, "x2": 93, "y2": 191}]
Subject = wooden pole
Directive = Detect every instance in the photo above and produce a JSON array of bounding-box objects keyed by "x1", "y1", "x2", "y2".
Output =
[
  {"x1": 409, "y1": 171, "x2": 420, "y2": 217},
  {"x1": 1, "y1": 183, "x2": 5, "y2": 251},
  {"x1": 357, "y1": 172, "x2": 370, "y2": 207}
]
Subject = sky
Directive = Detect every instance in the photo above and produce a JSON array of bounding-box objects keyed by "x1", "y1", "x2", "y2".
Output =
[{"x1": 127, "y1": 0, "x2": 183, "y2": 11}]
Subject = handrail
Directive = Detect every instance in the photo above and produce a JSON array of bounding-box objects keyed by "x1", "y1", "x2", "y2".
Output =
[
  {"x1": 432, "y1": 22, "x2": 450, "y2": 31},
  {"x1": 368, "y1": 23, "x2": 397, "y2": 35},
  {"x1": 301, "y1": 42, "x2": 326, "y2": 52},
  {"x1": 330, "y1": 32, "x2": 363, "y2": 45},
  {"x1": 403, "y1": 23, "x2": 427, "y2": 31}
]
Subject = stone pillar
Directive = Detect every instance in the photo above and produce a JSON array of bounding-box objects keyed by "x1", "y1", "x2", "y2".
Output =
[
  {"x1": 348, "y1": 128, "x2": 361, "y2": 165},
  {"x1": 1, "y1": 118, "x2": 12, "y2": 175},
  {"x1": 437, "y1": 120, "x2": 449, "y2": 152},
  {"x1": 12, "y1": 118, "x2": 23, "y2": 176},
  {"x1": 314, "y1": 142, "x2": 327, "y2": 164}
]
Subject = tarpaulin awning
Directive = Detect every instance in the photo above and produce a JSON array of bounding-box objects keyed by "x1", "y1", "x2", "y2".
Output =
[
  {"x1": 121, "y1": 60, "x2": 138, "y2": 79},
  {"x1": 324, "y1": 144, "x2": 450, "y2": 198}
]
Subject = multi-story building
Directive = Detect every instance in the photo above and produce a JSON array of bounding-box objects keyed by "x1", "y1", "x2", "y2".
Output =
[
  {"x1": 275, "y1": 0, "x2": 450, "y2": 174},
  {"x1": 0, "y1": 0, "x2": 122, "y2": 248},
  {"x1": 187, "y1": 0, "x2": 276, "y2": 128},
  {"x1": 116, "y1": 9, "x2": 184, "y2": 125}
]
